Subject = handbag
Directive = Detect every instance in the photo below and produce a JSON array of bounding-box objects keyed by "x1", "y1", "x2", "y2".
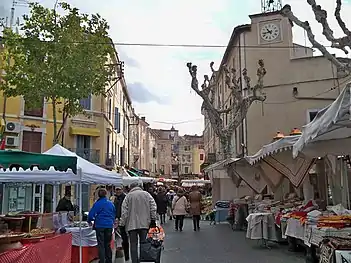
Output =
[{"x1": 140, "y1": 237, "x2": 162, "y2": 263}]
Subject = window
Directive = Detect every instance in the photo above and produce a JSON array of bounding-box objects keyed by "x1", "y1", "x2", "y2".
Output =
[
  {"x1": 184, "y1": 145, "x2": 191, "y2": 151},
  {"x1": 200, "y1": 153, "x2": 204, "y2": 161},
  {"x1": 184, "y1": 166, "x2": 189, "y2": 174},
  {"x1": 80, "y1": 95, "x2": 91, "y2": 110},
  {"x1": 24, "y1": 99, "x2": 44, "y2": 117},
  {"x1": 154, "y1": 164, "x2": 157, "y2": 173},
  {"x1": 160, "y1": 144, "x2": 164, "y2": 151},
  {"x1": 152, "y1": 147, "x2": 156, "y2": 158},
  {"x1": 160, "y1": 165, "x2": 165, "y2": 174},
  {"x1": 22, "y1": 131, "x2": 42, "y2": 152},
  {"x1": 307, "y1": 109, "x2": 319, "y2": 123}
]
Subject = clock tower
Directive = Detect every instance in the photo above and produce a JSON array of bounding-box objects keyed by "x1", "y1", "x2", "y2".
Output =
[{"x1": 261, "y1": 0, "x2": 282, "y2": 13}]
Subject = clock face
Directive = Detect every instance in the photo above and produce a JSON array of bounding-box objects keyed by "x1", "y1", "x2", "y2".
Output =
[{"x1": 260, "y1": 23, "x2": 280, "y2": 42}]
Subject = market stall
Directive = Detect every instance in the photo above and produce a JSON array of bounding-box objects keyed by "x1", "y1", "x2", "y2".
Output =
[
  {"x1": 0, "y1": 150, "x2": 78, "y2": 263},
  {"x1": 290, "y1": 84, "x2": 351, "y2": 262}
]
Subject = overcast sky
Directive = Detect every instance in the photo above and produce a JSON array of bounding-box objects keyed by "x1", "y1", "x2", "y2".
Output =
[{"x1": 1, "y1": 0, "x2": 350, "y2": 135}]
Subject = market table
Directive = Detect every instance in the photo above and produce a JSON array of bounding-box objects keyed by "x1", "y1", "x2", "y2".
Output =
[
  {"x1": 66, "y1": 226, "x2": 117, "y2": 263},
  {"x1": 246, "y1": 212, "x2": 278, "y2": 244},
  {"x1": 0, "y1": 233, "x2": 72, "y2": 263}
]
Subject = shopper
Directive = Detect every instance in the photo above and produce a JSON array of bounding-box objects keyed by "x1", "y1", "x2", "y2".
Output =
[
  {"x1": 155, "y1": 186, "x2": 168, "y2": 224},
  {"x1": 111, "y1": 186, "x2": 129, "y2": 262},
  {"x1": 120, "y1": 182, "x2": 157, "y2": 263},
  {"x1": 189, "y1": 185, "x2": 202, "y2": 231},
  {"x1": 172, "y1": 188, "x2": 188, "y2": 231},
  {"x1": 88, "y1": 188, "x2": 116, "y2": 263},
  {"x1": 166, "y1": 189, "x2": 176, "y2": 220}
]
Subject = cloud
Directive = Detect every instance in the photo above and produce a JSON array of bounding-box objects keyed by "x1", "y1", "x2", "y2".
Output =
[
  {"x1": 118, "y1": 51, "x2": 140, "y2": 68},
  {"x1": 127, "y1": 82, "x2": 168, "y2": 105}
]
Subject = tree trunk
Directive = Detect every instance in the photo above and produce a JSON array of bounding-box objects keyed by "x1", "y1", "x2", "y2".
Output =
[{"x1": 52, "y1": 97, "x2": 58, "y2": 145}]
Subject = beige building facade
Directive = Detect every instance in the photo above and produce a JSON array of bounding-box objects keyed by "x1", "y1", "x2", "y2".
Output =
[
  {"x1": 152, "y1": 127, "x2": 179, "y2": 177},
  {"x1": 204, "y1": 11, "x2": 346, "y2": 201}
]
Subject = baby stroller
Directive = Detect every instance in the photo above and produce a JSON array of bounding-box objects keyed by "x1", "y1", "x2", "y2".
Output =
[{"x1": 140, "y1": 226, "x2": 165, "y2": 263}]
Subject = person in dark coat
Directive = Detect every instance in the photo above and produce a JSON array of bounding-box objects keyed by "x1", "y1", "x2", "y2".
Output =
[
  {"x1": 56, "y1": 190, "x2": 74, "y2": 212},
  {"x1": 155, "y1": 187, "x2": 168, "y2": 224},
  {"x1": 147, "y1": 187, "x2": 157, "y2": 201},
  {"x1": 111, "y1": 186, "x2": 129, "y2": 262}
]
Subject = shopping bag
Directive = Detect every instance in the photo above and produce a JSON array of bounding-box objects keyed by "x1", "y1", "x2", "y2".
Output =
[{"x1": 140, "y1": 238, "x2": 162, "y2": 263}]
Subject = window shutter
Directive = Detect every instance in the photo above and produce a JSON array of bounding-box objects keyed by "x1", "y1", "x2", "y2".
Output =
[
  {"x1": 118, "y1": 113, "x2": 121, "y2": 133},
  {"x1": 114, "y1": 107, "x2": 119, "y2": 130}
]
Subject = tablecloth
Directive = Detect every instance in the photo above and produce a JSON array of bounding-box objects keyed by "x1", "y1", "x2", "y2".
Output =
[
  {"x1": 65, "y1": 226, "x2": 97, "y2": 246},
  {"x1": 285, "y1": 218, "x2": 305, "y2": 240},
  {"x1": 304, "y1": 225, "x2": 351, "y2": 247},
  {"x1": 246, "y1": 213, "x2": 278, "y2": 241},
  {"x1": 0, "y1": 233, "x2": 72, "y2": 263}
]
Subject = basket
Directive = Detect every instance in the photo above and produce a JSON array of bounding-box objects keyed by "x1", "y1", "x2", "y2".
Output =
[
  {"x1": 1, "y1": 217, "x2": 25, "y2": 232},
  {"x1": 21, "y1": 236, "x2": 44, "y2": 244},
  {"x1": 17, "y1": 213, "x2": 40, "y2": 233},
  {"x1": 0, "y1": 233, "x2": 26, "y2": 245}
]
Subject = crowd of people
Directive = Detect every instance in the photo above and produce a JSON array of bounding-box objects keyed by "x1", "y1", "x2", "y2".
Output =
[{"x1": 86, "y1": 182, "x2": 203, "y2": 263}]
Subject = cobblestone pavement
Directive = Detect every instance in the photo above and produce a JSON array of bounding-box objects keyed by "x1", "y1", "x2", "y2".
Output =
[{"x1": 94, "y1": 219, "x2": 306, "y2": 263}]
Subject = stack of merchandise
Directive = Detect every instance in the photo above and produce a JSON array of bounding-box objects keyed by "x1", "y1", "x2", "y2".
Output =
[
  {"x1": 306, "y1": 210, "x2": 322, "y2": 225},
  {"x1": 317, "y1": 215, "x2": 351, "y2": 228}
]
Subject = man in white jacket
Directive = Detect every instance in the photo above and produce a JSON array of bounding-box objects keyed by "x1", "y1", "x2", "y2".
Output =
[{"x1": 119, "y1": 183, "x2": 157, "y2": 263}]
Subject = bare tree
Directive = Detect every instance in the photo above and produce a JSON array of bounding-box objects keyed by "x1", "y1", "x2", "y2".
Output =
[
  {"x1": 186, "y1": 60, "x2": 267, "y2": 161},
  {"x1": 281, "y1": 0, "x2": 351, "y2": 74}
]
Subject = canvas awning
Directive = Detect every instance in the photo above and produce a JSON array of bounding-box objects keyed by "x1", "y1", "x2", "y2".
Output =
[
  {"x1": 226, "y1": 158, "x2": 267, "y2": 194},
  {"x1": 0, "y1": 150, "x2": 77, "y2": 173},
  {"x1": 245, "y1": 136, "x2": 314, "y2": 189},
  {"x1": 293, "y1": 84, "x2": 351, "y2": 158}
]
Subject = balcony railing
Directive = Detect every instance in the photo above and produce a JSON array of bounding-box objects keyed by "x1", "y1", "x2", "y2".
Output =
[
  {"x1": 69, "y1": 148, "x2": 100, "y2": 163},
  {"x1": 105, "y1": 153, "x2": 117, "y2": 167}
]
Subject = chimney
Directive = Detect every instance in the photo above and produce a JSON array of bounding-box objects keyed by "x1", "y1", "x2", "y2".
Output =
[{"x1": 141, "y1": 117, "x2": 146, "y2": 121}]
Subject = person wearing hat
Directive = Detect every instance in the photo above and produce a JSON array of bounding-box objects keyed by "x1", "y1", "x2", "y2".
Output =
[{"x1": 56, "y1": 190, "x2": 74, "y2": 212}]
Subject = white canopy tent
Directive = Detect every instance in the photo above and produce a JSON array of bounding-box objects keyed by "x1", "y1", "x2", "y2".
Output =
[
  {"x1": 293, "y1": 84, "x2": 351, "y2": 158},
  {"x1": 44, "y1": 144, "x2": 122, "y2": 185},
  {"x1": 120, "y1": 168, "x2": 142, "y2": 186},
  {"x1": 0, "y1": 166, "x2": 78, "y2": 183}
]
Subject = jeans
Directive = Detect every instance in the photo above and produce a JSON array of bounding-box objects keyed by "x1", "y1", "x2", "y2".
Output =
[
  {"x1": 175, "y1": 215, "x2": 185, "y2": 230},
  {"x1": 118, "y1": 226, "x2": 129, "y2": 261},
  {"x1": 192, "y1": 215, "x2": 200, "y2": 231},
  {"x1": 96, "y1": 228, "x2": 113, "y2": 263},
  {"x1": 129, "y1": 228, "x2": 148, "y2": 263},
  {"x1": 159, "y1": 213, "x2": 166, "y2": 224}
]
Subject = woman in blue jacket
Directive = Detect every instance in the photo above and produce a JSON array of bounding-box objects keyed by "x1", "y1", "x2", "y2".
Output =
[{"x1": 88, "y1": 188, "x2": 116, "y2": 263}]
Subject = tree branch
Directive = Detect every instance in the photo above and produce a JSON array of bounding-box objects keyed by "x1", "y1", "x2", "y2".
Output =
[
  {"x1": 224, "y1": 60, "x2": 267, "y2": 135},
  {"x1": 335, "y1": 0, "x2": 351, "y2": 36},
  {"x1": 186, "y1": 62, "x2": 224, "y2": 138},
  {"x1": 187, "y1": 59, "x2": 267, "y2": 159},
  {"x1": 281, "y1": 4, "x2": 348, "y2": 72}
]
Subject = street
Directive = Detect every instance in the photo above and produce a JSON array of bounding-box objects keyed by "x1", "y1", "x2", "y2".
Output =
[
  {"x1": 160, "y1": 219, "x2": 304, "y2": 263},
  {"x1": 112, "y1": 219, "x2": 305, "y2": 263}
]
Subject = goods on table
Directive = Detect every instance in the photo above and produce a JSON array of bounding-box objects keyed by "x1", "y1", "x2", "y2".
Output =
[
  {"x1": 317, "y1": 215, "x2": 351, "y2": 228},
  {"x1": 31, "y1": 228, "x2": 55, "y2": 238},
  {"x1": 201, "y1": 197, "x2": 213, "y2": 215}
]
